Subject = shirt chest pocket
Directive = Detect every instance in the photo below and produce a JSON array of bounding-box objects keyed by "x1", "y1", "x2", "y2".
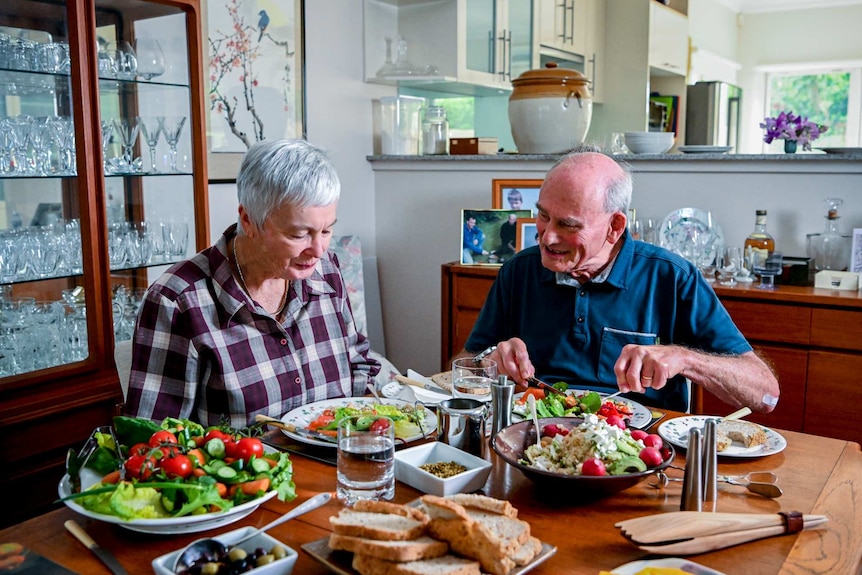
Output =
[{"x1": 597, "y1": 327, "x2": 659, "y2": 383}]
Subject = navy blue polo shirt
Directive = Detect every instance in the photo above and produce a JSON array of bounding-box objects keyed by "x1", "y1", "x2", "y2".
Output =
[{"x1": 465, "y1": 233, "x2": 752, "y2": 412}]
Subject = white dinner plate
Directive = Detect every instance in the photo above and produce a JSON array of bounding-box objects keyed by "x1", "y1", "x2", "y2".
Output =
[
  {"x1": 610, "y1": 557, "x2": 726, "y2": 575},
  {"x1": 280, "y1": 397, "x2": 437, "y2": 448},
  {"x1": 678, "y1": 145, "x2": 733, "y2": 154},
  {"x1": 659, "y1": 207, "x2": 724, "y2": 264},
  {"x1": 58, "y1": 469, "x2": 277, "y2": 534},
  {"x1": 657, "y1": 415, "x2": 787, "y2": 458},
  {"x1": 511, "y1": 389, "x2": 653, "y2": 430}
]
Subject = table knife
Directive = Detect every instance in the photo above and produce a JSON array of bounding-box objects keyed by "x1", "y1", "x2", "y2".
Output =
[
  {"x1": 395, "y1": 374, "x2": 450, "y2": 396},
  {"x1": 64, "y1": 520, "x2": 129, "y2": 575},
  {"x1": 254, "y1": 414, "x2": 338, "y2": 444}
]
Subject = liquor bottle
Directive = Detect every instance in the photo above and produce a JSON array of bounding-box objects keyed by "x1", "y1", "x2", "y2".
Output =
[{"x1": 744, "y1": 209, "x2": 775, "y2": 262}]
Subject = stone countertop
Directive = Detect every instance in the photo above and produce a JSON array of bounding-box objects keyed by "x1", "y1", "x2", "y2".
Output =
[{"x1": 368, "y1": 151, "x2": 862, "y2": 161}]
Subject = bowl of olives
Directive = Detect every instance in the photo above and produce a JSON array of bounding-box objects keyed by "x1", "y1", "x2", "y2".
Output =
[{"x1": 152, "y1": 526, "x2": 297, "y2": 575}]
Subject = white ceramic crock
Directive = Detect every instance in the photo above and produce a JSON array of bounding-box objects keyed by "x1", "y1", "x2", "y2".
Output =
[{"x1": 508, "y1": 62, "x2": 592, "y2": 154}]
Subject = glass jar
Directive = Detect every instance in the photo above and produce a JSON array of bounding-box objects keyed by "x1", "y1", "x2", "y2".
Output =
[{"x1": 421, "y1": 105, "x2": 449, "y2": 155}]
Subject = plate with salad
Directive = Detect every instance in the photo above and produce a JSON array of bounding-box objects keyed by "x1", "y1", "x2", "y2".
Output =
[
  {"x1": 280, "y1": 398, "x2": 436, "y2": 448},
  {"x1": 512, "y1": 387, "x2": 652, "y2": 429},
  {"x1": 58, "y1": 416, "x2": 296, "y2": 534}
]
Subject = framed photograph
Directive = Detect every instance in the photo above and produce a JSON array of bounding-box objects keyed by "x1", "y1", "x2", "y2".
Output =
[
  {"x1": 852, "y1": 228, "x2": 862, "y2": 273},
  {"x1": 515, "y1": 217, "x2": 538, "y2": 252},
  {"x1": 491, "y1": 179, "x2": 543, "y2": 215},
  {"x1": 461, "y1": 209, "x2": 532, "y2": 265},
  {"x1": 203, "y1": 0, "x2": 306, "y2": 182}
]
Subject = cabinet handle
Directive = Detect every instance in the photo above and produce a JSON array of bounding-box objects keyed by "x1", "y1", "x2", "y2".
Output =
[
  {"x1": 487, "y1": 30, "x2": 494, "y2": 73},
  {"x1": 566, "y1": 0, "x2": 575, "y2": 43},
  {"x1": 506, "y1": 30, "x2": 512, "y2": 81},
  {"x1": 497, "y1": 29, "x2": 508, "y2": 80},
  {"x1": 589, "y1": 52, "x2": 597, "y2": 94},
  {"x1": 558, "y1": 0, "x2": 567, "y2": 42}
]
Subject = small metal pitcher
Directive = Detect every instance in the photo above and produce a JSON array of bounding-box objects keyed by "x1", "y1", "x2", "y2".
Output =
[{"x1": 437, "y1": 398, "x2": 488, "y2": 457}]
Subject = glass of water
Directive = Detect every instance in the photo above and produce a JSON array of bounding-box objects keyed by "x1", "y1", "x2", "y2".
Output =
[
  {"x1": 452, "y1": 357, "x2": 497, "y2": 404},
  {"x1": 336, "y1": 415, "x2": 395, "y2": 505}
]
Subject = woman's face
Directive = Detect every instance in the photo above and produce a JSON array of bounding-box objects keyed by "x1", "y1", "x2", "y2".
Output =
[{"x1": 245, "y1": 201, "x2": 338, "y2": 281}]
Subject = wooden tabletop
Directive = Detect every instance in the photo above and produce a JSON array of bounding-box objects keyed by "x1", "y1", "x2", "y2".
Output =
[{"x1": 3, "y1": 414, "x2": 861, "y2": 575}]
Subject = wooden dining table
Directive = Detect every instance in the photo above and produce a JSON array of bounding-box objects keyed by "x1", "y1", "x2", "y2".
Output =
[{"x1": 2, "y1": 411, "x2": 860, "y2": 575}]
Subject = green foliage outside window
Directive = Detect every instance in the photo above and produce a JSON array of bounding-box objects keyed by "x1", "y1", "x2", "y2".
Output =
[{"x1": 768, "y1": 72, "x2": 849, "y2": 147}]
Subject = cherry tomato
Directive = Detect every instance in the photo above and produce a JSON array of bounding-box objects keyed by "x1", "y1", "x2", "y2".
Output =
[
  {"x1": 148, "y1": 430, "x2": 178, "y2": 448},
  {"x1": 605, "y1": 414, "x2": 627, "y2": 430},
  {"x1": 161, "y1": 454, "x2": 193, "y2": 479},
  {"x1": 370, "y1": 418, "x2": 391, "y2": 433},
  {"x1": 581, "y1": 458, "x2": 607, "y2": 476},
  {"x1": 128, "y1": 442, "x2": 152, "y2": 456},
  {"x1": 233, "y1": 437, "x2": 265, "y2": 462},
  {"x1": 541, "y1": 424, "x2": 568, "y2": 438},
  {"x1": 630, "y1": 429, "x2": 648, "y2": 441},
  {"x1": 204, "y1": 429, "x2": 233, "y2": 443},
  {"x1": 124, "y1": 454, "x2": 157, "y2": 480},
  {"x1": 639, "y1": 446, "x2": 664, "y2": 468},
  {"x1": 642, "y1": 434, "x2": 663, "y2": 450}
]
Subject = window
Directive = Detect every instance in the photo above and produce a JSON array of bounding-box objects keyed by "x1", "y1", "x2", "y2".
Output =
[{"x1": 764, "y1": 63, "x2": 862, "y2": 151}]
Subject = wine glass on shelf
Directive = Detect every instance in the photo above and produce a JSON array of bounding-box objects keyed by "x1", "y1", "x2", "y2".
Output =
[
  {"x1": 134, "y1": 37, "x2": 165, "y2": 80},
  {"x1": 106, "y1": 40, "x2": 137, "y2": 80},
  {"x1": 752, "y1": 251, "x2": 783, "y2": 290},
  {"x1": 160, "y1": 116, "x2": 186, "y2": 173},
  {"x1": 138, "y1": 116, "x2": 163, "y2": 173},
  {"x1": 112, "y1": 118, "x2": 142, "y2": 173}
]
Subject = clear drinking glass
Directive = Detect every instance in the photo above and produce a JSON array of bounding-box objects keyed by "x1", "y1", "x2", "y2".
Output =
[
  {"x1": 112, "y1": 118, "x2": 141, "y2": 173},
  {"x1": 753, "y1": 251, "x2": 783, "y2": 290},
  {"x1": 134, "y1": 37, "x2": 165, "y2": 80},
  {"x1": 107, "y1": 40, "x2": 137, "y2": 80},
  {"x1": 138, "y1": 116, "x2": 163, "y2": 173},
  {"x1": 336, "y1": 415, "x2": 395, "y2": 504},
  {"x1": 452, "y1": 357, "x2": 497, "y2": 404},
  {"x1": 160, "y1": 116, "x2": 186, "y2": 173},
  {"x1": 716, "y1": 246, "x2": 742, "y2": 286}
]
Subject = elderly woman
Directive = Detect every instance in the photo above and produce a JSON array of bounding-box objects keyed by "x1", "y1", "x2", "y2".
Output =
[{"x1": 125, "y1": 139, "x2": 380, "y2": 427}]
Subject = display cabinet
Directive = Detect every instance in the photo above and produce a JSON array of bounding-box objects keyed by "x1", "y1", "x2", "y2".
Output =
[{"x1": 0, "y1": 0, "x2": 208, "y2": 528}]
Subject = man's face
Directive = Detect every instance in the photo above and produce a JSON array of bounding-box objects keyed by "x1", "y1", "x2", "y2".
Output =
[
  {"x1": 466, "y1": 217, "x2": 476, "y2": 229},
  {"x1": 507, "y1": 214, "x2": 518, "y2": 224},
  {"x1": 535, "y1": 158, "x2": 623, "y2": 279}
]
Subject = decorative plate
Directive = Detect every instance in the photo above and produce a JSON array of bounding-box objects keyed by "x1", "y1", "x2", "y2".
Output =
[
  {"x1": 678, "y1": 145, "x2": 733, "y2": 154},
  {"x1": 511, "y1": 389, "x2": 653, "y2": 429},
  {"x1": 658, "y1": 207, "x2": 724, "y2": 265},
  {"x1": 279, "y1": 397, "x2": 436, "y2": 448},
  {"x1": 58, "y1": 470, "x2": 277, "y2": 534},
  {"x1": 657, "y1": 415, "x2": 787, "y2": 458},
  {"x1": 610, "y1": 557, "x2": 726, "y2": 574}
]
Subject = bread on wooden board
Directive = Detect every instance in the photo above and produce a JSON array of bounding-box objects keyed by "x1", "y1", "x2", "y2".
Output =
[
  {"x1": 352, "y1": 552, "x2": 481, "y2": 575},
  {"x1": 329, "y1": 502, "x2": 429, "y2": 541},
  {"x1": 328, "y1": 534, "x2": 448, "y2": 562}
]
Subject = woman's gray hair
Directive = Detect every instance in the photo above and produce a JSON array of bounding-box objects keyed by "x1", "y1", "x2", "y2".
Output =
[
  {"x1": 236, "y1": 139, "x2": 340, "y2": 228},
  {"x1": 550, "y1": 144, "x2": 632, "y2": 214}
]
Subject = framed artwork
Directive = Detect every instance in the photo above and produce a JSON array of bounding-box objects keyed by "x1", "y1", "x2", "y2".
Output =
[
  {"x1": 203, "y1": 0, "x2": 306, "y2": 181},
  {"x1": 461, "y1": 209, "x2": 532, "y2": 265},
  {"x1": 491, "y1": 179, "x2": 543, "y2": 216},
  {"x1": 515, "y1": 217, "x2": 538, "y2": 252}
]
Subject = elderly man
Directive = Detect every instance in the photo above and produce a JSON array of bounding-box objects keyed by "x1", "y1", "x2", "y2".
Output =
[{"x1": 457, "y1": 150, "x2": 779, "y2": 413}]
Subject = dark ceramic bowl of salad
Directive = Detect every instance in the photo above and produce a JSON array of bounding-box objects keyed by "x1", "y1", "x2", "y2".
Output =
[{"x1": 491, "y1": 416, "x2": 675, "y2": 500}]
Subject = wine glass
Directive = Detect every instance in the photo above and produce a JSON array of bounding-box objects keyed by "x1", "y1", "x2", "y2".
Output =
[
  {"x1": 753, "y1": 251, "x2": 783, "y2": 290},
  {"x1": 716, "y1": 246, "x2": 742, "y2": 286},
  {"x1": 112, "y1": 118, "x2": 141, "y2": 173},
  {"x1": 160, "y1": 116, "x2": 186, "y2": 173},
  {"x1": 106, "y1": 40, "x2": 137, "y2": 80},
  {"x1": 138, "y1": 116, "x2": 163, "y2": 173},
  {"x1": 135, "y1": 37, "x2": 165, "y2": 80}
]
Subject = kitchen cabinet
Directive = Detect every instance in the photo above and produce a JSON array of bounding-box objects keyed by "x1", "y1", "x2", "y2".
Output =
[
  {"x1": 363, "y1": 0, "x2": 537, "y2": 96},
  {"x1": 648, "y1": 1, "x2": 688, "y2": 76},
  {"x1": 537, "y1": 0, "x2": 605, "y2": 102},
  {"x1": 440, "y1": 263, "x2": 862, "y2": 446},
  {"x1": 0, "y1": 0, "x2": 208, "y2": 528}
]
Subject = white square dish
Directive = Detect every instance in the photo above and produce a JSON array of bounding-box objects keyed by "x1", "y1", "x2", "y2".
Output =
[
  {"x1": 394, "y1": 441, "x2": 492, "y2": 496},
  {"x1": 152, "y1": 526, "x2": 298, "y2": 575}
]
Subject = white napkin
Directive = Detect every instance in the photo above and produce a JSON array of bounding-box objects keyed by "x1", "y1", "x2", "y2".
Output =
[{"x1": 405, "y1": 369, "x2": 451, "y2": 405}]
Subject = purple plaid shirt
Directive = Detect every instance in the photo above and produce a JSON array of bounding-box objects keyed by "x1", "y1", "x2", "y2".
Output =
[{"x1": 123, "y1": 225, "x2": 380, "y2": 428}]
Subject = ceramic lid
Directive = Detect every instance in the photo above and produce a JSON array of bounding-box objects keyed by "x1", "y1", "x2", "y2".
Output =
[{"x1": 512, "y1": 62, "x2": 591, "y2": 87}]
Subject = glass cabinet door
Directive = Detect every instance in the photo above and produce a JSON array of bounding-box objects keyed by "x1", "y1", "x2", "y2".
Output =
[
  {"x1": 0, "y1": 0, "x2": 200, "y2": 380},
  {"x1": 464, "y1": 0, "x2": 498, "y2": 78}
]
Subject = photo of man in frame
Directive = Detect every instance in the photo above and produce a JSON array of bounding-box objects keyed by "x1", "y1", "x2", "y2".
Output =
[{"x1": 461, "y1": 209, "x2": 532, "y2": 265}]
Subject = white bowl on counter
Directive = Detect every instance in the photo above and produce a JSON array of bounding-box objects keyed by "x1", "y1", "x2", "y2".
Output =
[
  {"x1": 152, "y1": 526, "x2": 298, "y2": 575},
  {"x1": 624, "y1": 131, "x2": 675, "y2": 154},
  {"x1": 395, "y1": 441, "x2": 492, "y2": 496}
]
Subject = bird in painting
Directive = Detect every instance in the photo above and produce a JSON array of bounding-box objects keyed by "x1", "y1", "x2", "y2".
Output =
[{"x1": 257, "y1": 10, "x2": 270, "y2": 42}]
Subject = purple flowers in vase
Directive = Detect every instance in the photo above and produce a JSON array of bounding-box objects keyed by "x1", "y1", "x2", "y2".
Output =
[{"x1": 760, "y1": 111, "x2": 827, "y2": 151}]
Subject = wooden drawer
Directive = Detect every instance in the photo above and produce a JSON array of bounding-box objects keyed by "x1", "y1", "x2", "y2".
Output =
[
  {"x1": 804, "y1": 350, "x2": 862, "y2": 445},
  {"x1": 811, "y1": 308, "x2": 862, "y2": 352},
  {"x1": 721, "y1": 300, "x2": 811, "y2": 345},
  {"x1": 697, "y1": 345, "x2": 806, "y2": 433},
  {"x1": 452, "y1": 275, "x2": 495, "y2": 310}
]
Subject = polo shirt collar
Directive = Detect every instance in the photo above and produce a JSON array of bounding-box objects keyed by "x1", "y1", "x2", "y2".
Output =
[{"x1": 549, "y1": 230, "x2": 634, "y2": 289}]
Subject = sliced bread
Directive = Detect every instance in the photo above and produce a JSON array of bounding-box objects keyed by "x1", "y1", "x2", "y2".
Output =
[
  {"x1": 330, "y1": 503, "x2": 429, "y2": 541},
  {"x1": 328, "y1": 534, "x2": 448, "y2": 562},
  {"x1": 446, "y1": 493, "x2": 517, "y2": 518},
  {"x1": 716, "y1": 420, "x2": 768, "y2": 451},
  {"x1": 352, "y1": 552, "x2": 481, "y2": 575}
]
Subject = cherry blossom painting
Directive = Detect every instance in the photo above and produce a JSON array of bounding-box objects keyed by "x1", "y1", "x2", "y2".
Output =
[{"x1": 204, "y1": 0, "x2": 305, "y2": 180}]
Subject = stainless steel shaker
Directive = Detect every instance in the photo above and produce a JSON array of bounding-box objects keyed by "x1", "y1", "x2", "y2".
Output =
[{"x1": 490, "y1": 375, "x2": 514, "y2": 438}]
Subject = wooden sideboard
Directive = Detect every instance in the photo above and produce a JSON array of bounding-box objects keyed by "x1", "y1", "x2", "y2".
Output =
[{"x1": 440, "y1": 262, "x2": 862, "y2": 445}]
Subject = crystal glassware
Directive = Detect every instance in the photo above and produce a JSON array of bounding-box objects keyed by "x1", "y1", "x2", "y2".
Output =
[
  {"x1": 134, "y1": 37, "x2": 165, "y2": 80},
  {"x1": 112, "y1": 118, "x2": 142, "y2": 173},
  {"x1": 160, "y1": 116, "x2": 186, "y2": 173},
  {"x1": 138, "y1": 116, "x2": 164, "y2": 173},
  {"x1": 753, "y1": 251, "x2": 783, "y2": 290},
  {"x1": 107, "y1": 40, "x2": 137, "y2": 80}
]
